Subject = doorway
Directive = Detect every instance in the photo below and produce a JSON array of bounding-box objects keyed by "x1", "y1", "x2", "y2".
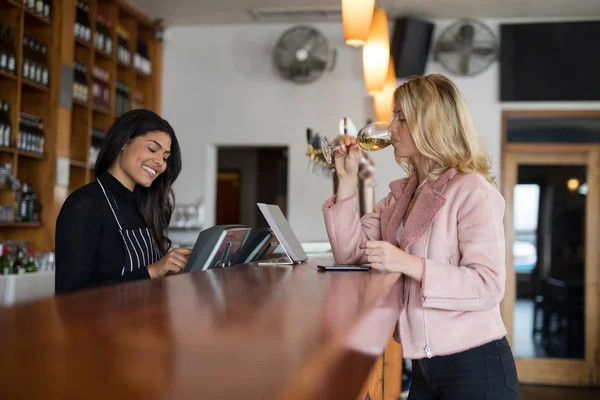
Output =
[
  {"x1": 501, "y1": 111, "x2": 600, "y2": 386},
  {"x1": 215, "y1": 147, "x2": 288, "y2": 227}
]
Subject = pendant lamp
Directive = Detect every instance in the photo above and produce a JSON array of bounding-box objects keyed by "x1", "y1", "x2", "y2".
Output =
[
  {"x1": 362, "y1": 7, "x2": 390, "y2": 95},
  {"x1": 373, "y1": 58, "x2": 397, "y2": 122},
  {"x1": 341, "y1": 0, "x2": 375, "y2": 46}
]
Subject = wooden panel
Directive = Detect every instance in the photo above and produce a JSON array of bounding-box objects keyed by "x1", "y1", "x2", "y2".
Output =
[
  {"x1": 501, "y1": 152, "x2": 516, "y2": 343},
  {"x1": 357, "y1": 354, "x2": 383, "y2": 400},
  {"x1": 3, "y1": 0, "x2": 162, "y2": 249},
  {"x1": 383, "y1": 336, "x2": 402, "y2": 399},
  {"x1": 117, "y1": 17, "x2": 136, "y2": 115},
  {"x1": 502, "y1": 148, "x2": 600, "y2": 386},
  {"x1": 68, "y1": 164, "x2": 89, "y2": 194},
  {"x1": 59, "y1": 0, "x2": 76, "y2": 64},
  {"x1": 503, "y1": 110, "x2": 600, "y2": 119},
  {"x1": 516, "y1": 359, "x2": 591, "y2": 386},
  {"x1": 585, "y1": 149, "x2": 599, "y2": 384},
  {"x1": 56, "y1": 107, "x2": 71, "y2": 158},
  {"x1": 151, "y1": 40, "x2": 162, "y2": 114},
  {"x1": 70, "y1": 104, "x2": 91, "y2": 162}
]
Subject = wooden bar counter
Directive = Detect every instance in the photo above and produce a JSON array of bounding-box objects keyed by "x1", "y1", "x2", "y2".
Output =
[{"x1": 0, "y1": 258, "x2": 403, "y2": 399}]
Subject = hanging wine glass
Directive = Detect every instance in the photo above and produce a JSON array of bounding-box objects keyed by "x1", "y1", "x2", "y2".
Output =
[{"x1": 320, "y1": 121, "x2": 392, "y2": 164}]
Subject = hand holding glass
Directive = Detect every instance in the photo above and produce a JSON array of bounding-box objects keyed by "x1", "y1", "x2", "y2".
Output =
[{"x1": 321, "y1": 121, "x2": 392, "y2": 164}]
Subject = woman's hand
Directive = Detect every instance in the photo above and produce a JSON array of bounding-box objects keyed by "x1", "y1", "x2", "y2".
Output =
[
  {"x1": 334, "y1": 135, "x2": 362, "y2": 180},
  {"x1": 147, "y1": 247, "x2": 192, "y2": 279},
  {"x1": 363, "y1": 241, "x2": 424, "y2": 281}
]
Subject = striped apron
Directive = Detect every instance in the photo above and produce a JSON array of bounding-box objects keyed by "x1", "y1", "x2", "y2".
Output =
[{"x1": 97, "y1": 178, "x2": 162, "y2": 276}]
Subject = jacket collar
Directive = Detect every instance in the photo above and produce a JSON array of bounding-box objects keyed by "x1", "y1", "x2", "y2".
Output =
[{"x1": 381, "y1": 168, "x2": 458, "y2": 249}]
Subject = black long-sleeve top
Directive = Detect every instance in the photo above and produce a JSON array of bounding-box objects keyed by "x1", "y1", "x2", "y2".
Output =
[{"x1": 55, "y1": 172, "x2": 154, "y2": 294}]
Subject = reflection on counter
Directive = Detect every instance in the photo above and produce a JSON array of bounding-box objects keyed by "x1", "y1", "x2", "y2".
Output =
[
  {"x1": 0, "y1": 240, "x2": 55, "y2": 307},
  {"x1": 0, "y1": 241, "x2": 55, "y2": 275},
  {"x1": 0, "y1": 168, "x2": 41, "y2": 223}
]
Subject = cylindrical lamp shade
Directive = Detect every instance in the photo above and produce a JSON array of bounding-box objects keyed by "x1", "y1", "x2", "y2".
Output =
[
  {"x1": 363, "y1": 8, "x2": 390, "y2": 95},
  {"x1": 373, "y1": 58, "x2": 396, "y2": 122},
  {"x1": 342, "y1": 0, "x2": 375, "y2": 46}
]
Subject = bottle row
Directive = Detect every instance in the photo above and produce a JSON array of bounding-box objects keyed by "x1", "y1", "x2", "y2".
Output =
[
  {"x1": 0, "y1": 242, "x2": 40, "y2": 275},
  {"x1": 92, "y1": 65, "x2": 110, "y2": 110},
  {"x1": 89, "y1": 134, "x2": 104, "y2": 165},
  {"x1": 0, "y1": 163, "x2": 39, "y2": 224},
  {"x1": 0, "y1": 99, "x2": 11, "y2": 148},
  {"x1": 134, "y1": 39, "x2": 151, "y2": 75},
  {"x1": 115, "y1": 80, "x2": 130, "y2": 117},
  {"x1": 73, "y1": 62, "x2": 145, "y2": 111},
  {"x1": 74, "y1": 0, "x2": 92, "y2": 42},
  {"x1": 0, "y1": 101, "x2": 46, "y2": 154},
  {"x1": 0, "y1": 24, "x2": 17, "y2": 75},
  {"x1": 73, "y1": 61, "x2": 89, "y2": 103},
  {"x1": 116, "y1": 25, "x2": 131, "y2": 66},
  {"x1": 23, "y1": 36, "x2": 50, "y2": 87},
  {"x1": 23, "y1": 0, "x2": 53, "y2": 21},
  {"x1": 73, "y1": 0, "x2": 150, "y2": 74},
  {"x1": 18, "y1": 112, "x2": 45, "y2": 154},
  {"x1": 0, "y1": 25, "x2": 50, "y2": 87}
]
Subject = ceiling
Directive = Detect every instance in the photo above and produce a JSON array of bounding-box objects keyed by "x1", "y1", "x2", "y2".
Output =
[{"x1": 128, "y1": 0, "x2": 600, "y2": 26}]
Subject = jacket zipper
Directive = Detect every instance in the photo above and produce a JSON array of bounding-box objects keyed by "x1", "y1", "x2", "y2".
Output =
[
  {"x1": 422, "y1": 226, "x2": 433, "y2": 358},
  {"x1": 422, "y1": 296, "x2": 479, "y2": 301},
  {"x1": 421, "y1": 180, "x2": 452, "y2": 359}
]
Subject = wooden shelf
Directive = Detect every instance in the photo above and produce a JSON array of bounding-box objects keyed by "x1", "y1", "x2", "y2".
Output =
[
  {"x1": 0, "y1": 70, "x2": 18, "y2": 82},
  {"x1": 135, "y1": 69, "x2": 150, "y2": 79},
  {"x1": 69, "y1": 159, "x2": 91, "y2": 168},
  {"x1": 3, "y1": 0, "x2": 23, "y2": 9},
  {"x1": 75, "y1": 37, "x2": 92, "y2": 49},
  {"x1": 21, "y1": 79, "x2": 50, "y2": 93},
  {"x1": 0, "y1": 221, "x2": 41, "y2": 228},
  {"x1": 17, "y1": 150, "x2": 45, "y2": 159},
  {"x1": 73, "y1": 98, "x2": 90, "y2": 108},
  {"x1": 92, "y1": 105, "x2": 114, "y2": 117},
  {"x1": 117, "y1": 60, "x2": 131, "y2": 69},
  {"x1": 0, "y1": 0, "x2": 163, "y2": 252},
  {"x1": 24, "y1": 8, "x2": 52, "y2": 26},
  {"x1": 0, "y1": 147, "x2": 16, "y2": 154},
  {"x1": 94, "y1": 48, "x2": 115, "y2": 62}
]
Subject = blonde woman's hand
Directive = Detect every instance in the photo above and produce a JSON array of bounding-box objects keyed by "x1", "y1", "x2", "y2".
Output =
[
  {"x1": 363, "y1": 241, "x2": 424, "y2": 281},
  {"x1": 334, "y1": 135, "x2": 362, "y2": 181},
  {"x1": 148, "y1": 247, "x2": 192, "y2": 278}
]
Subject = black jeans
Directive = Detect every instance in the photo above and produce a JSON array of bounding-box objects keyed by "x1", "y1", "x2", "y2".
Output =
[{"x1": 408, "y1": 337, "x2": 519, "y2": 399}]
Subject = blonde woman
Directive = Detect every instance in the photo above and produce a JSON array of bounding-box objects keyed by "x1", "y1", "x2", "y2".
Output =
[{"x1": 322, "y1": 74, "x2": 518, "y2": 399}]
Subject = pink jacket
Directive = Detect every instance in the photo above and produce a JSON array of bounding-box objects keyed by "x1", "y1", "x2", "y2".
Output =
[{"x1": 322, "y1": 168, "x2": 508, "y2": 359}]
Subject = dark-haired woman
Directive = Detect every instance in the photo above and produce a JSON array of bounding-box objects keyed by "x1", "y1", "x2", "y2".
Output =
[{"x1": 55, "y1": 109, "x2": 191, "y2": 294}]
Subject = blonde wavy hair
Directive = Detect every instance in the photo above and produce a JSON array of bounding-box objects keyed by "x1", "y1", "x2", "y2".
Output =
[{"x1": 393, "y1": 74, "x2": 495, "y2": 185}]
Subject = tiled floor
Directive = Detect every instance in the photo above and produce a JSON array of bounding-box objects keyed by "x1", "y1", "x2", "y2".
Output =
[
  {"x1": 513, "y1": 299, "x2": 547, "y2": 358},
  {"x1": 520, "y1": 384, "x2": 600, "y2": 399},
  {"x1": 513, "y1": 298, "x2": 585, "y2": 359}
]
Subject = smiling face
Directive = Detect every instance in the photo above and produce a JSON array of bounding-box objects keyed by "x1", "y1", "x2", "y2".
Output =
[
  {"x1": 388, "y1": 108, "x2": 419, "y2": 160},
  {"x1": 111, "y1": 131, "x2": 172, "y2": 190}
]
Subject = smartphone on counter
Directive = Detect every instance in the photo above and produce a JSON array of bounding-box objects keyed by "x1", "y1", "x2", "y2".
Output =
[{"x1": 317, "y1": 265, "x2": 371, "y2": 271}]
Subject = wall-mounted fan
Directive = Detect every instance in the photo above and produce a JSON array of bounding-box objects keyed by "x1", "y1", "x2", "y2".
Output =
[
  {"x1": 434, "y1": 19, "x2": 498, "y2": 76},
  {"x1": 273, "y1": 25, "x2": 336, "y2": 84}
]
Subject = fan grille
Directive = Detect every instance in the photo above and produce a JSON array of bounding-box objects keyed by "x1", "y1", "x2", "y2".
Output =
[
  {"x1": 273, "y1": 26, "x2": 331, "y2": 84},
  {"x1": 435, "y1": 19, "x2": 498, "y2": 76}
]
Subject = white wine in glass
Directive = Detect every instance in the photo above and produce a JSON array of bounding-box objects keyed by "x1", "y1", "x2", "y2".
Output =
[{"x1": 321, "y1": 121, "x2": 391, "y2": 164}]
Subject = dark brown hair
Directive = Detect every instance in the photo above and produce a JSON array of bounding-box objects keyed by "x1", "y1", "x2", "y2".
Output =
[{"x1": 94, "y1": 109, "x2": 182, "y2": 253}]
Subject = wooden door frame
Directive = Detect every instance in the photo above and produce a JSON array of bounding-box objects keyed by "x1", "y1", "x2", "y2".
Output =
[{"x1": 500, "y1": 110, "x2": 600, "y2": 386}]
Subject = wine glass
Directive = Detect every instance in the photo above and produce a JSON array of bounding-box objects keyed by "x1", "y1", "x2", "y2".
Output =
[{"x1": 320, "y1": 121, "x2": 392, "y2": 164}]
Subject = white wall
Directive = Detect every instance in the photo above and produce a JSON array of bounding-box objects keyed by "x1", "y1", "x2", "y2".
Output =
[{"x1": 161, "y1": 19, "x2": 600, "y2": 242}]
